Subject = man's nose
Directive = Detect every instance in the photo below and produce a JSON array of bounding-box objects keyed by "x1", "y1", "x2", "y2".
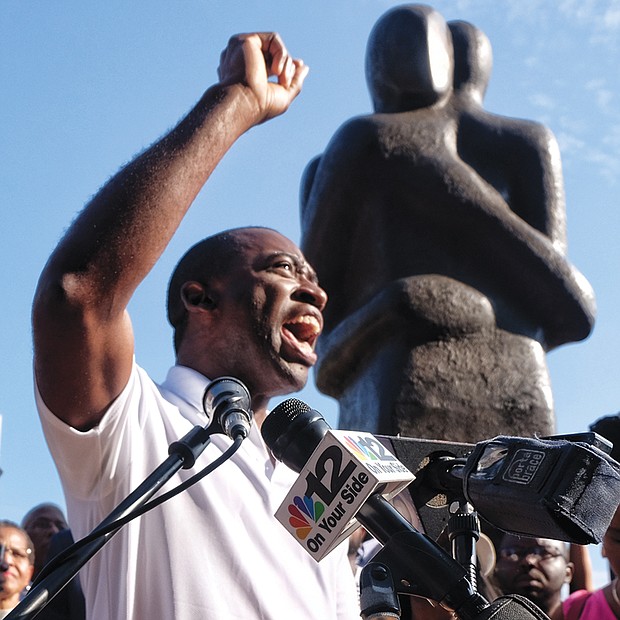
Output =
[
  {"x1": 293, "y1": 279, "x2": 328, "y2": 311},
  {"x1": 519, "y1": 552, "x2": 539, "y2": 565},
  {"x1": 0, "y1": 545, "x2": 11, "y2": 569}
]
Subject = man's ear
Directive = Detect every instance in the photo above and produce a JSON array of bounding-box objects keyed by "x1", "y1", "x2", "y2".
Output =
[
  {"x1": 180, "y1": 281, "x2": 217, "y2": 311},
  {"x1": 564, "y1": 561, "x2": 575, "y2": 584}
]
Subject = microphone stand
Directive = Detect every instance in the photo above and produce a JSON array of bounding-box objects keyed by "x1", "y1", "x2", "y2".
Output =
[
  {"x1": 362, "y1": 487, "x2": 551, "y2": 619},
  {"x1": 359, "y1": 494, "x2": 489, "y2": 620},
  {"x1": 7, "y1": 425, "x2": 213, "y2": 620}
]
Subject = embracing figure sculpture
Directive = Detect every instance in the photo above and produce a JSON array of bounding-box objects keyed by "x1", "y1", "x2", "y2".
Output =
[{"x1": 300, "y1": 4, "x2": 595, "y2": 441}]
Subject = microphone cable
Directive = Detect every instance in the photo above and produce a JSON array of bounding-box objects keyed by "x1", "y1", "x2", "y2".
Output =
[{"x1": 32, "y1": 434, "x2": 243, "y2": 587}]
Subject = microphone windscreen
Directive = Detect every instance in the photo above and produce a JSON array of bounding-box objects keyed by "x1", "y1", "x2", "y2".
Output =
[
  {"x1": 261, "y1": 398, "x2": 331, "y2": 472},
  {"x1": 463, "y1": 435, "x2": 620, "y2": 544}
]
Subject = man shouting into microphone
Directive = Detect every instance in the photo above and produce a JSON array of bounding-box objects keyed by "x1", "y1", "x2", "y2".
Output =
[{"x1": 32, "y1": 32, "x2": 359, "y2": 620}]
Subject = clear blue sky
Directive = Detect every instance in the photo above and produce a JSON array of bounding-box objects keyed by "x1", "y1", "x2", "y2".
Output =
[{"x1": 2, "y1": 0, "x2": 619, "y2": 586}]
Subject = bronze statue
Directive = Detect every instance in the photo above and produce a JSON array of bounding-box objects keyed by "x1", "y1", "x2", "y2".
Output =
[{"x1": 300, "y1": 4, "x2": 595, "y2": 441}]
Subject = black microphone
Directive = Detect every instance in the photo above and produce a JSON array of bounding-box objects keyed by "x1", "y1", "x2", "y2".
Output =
[
  {"x1": 262, "y1": 399, "x2": 555, "y2": 620},
  {"x1": 202, "y1": 376, "x2": 253, "y2": 440},
  {"x1": 261, "y1": 398, "x2": 490, "y2": 619}
]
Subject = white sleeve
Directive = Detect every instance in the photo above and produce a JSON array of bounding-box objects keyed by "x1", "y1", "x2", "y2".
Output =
[{"x1": 35, "y1": 360, "x2": 153, "y2": 501}]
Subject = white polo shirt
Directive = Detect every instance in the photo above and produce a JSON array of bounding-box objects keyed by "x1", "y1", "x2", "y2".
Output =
[{"x1": 36, "y1": 362, "x2": 359, "y2": 620}]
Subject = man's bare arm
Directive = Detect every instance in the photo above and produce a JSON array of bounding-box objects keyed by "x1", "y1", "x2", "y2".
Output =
[{"x1": 32, "y1": 33, "x2": 308, "y2": 430}]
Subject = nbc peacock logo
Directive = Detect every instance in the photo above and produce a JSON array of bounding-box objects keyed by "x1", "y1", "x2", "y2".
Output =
[{"x1": 287, "y1": 495, "x2": 325, "y2": 540}]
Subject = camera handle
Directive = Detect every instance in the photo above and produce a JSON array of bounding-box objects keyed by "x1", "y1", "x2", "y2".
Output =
[{"x1": 448, "y1": 501, "x2": 481, "y2": 591}]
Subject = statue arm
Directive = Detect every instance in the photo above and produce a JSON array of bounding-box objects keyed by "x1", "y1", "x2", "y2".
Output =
[
  {"x1": 439, "y1": 155, "x2": 595, "y2": 347},
  {"x1": 301, "y1": 119, "x2": 374, "y2": 329},
  {"x1": 505, "y1": 122, "x2": 568, "y2": 253}
]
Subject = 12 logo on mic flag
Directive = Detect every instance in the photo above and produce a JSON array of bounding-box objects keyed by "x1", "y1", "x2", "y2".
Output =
[{"x1": 275, "y1": 430, "x2": 415, "y2": 561}]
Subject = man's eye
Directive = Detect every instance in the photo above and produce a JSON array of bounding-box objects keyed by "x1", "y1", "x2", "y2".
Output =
[{"x1": 273, "y1": 261, "x2": 294, "y2": 272}]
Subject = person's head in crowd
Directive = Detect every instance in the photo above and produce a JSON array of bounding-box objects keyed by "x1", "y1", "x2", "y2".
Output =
[
  {"x1": 494, "y1": 534, "x2": 573, "y2": 616},
  {"x1": 21, "y1": 503, "x2": 68, "y2": 578},
  {"x1": 602, "y1": 503, "x2": 620, "y2": 578},
  {"x1": 0, "y1": 520, "x2": 35, "y2": 612},
  {"x1": 590, "y1": 413, "x2": 620, "y2": 462}
]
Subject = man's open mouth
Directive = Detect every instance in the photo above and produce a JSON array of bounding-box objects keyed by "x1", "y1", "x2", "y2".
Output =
[{"x1": 282, "y1": 315, "x2": 322, "y2": 363}]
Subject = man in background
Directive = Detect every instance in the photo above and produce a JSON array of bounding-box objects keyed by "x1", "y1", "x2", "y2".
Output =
[
  {"x1": 494, "y1": 533, "x2": 574, "y2": 617},
  {"x1": 21, "y1": 503, "x2": 67, "y2": 581}
]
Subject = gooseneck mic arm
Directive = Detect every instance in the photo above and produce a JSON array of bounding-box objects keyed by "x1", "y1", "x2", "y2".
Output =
[
  {"x1": 7, "y1": 425, "x2": 212, "y2": 620},
  {"x1": 8, "y1": 376, "x2": 253, "y2": 620}
]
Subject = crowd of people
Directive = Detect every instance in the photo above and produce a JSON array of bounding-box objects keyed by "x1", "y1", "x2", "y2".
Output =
[
  {"x1": 2, "y1": 15, "x2": 618, "y2": 620},
  {"x1": 0, "y1": 504, "x2": 85, "y2": 619},
  {"x1": 5, "y1": 497, "x2": 620, "y2": 619}
]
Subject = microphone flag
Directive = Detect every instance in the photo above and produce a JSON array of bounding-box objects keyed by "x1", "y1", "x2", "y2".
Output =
[{"x1": 274, "y1": 430, "x2": 414, "y2": 561}]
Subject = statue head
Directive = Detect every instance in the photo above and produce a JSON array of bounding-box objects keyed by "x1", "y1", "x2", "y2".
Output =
[
  {"x1": 449, "y1": 19, "x2": 493, "y2": 105},
  {"x1": 365, "y1": 4, "x2": 454, "y2": 113}
]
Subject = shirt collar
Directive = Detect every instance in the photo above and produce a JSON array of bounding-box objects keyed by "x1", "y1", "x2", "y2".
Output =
[
  {"x1": 158, "y1": 365, "x2": 269, "y2": 454},
  {"x1": 159, "y1": 364, "x2": 211, "y2": 420}
]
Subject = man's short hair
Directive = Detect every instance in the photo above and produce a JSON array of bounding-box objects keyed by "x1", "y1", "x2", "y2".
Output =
[
  {"x1": 590, "y1": 413, "x2": 620, "y2": 462},
  {"x1": 21, "y1": 502, "x2": 66, "y2": 530},
  {"x1": 166, "y1": 227, "x2": 271, "y2": 352}
]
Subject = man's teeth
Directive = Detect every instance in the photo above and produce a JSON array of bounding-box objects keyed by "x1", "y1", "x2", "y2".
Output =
[
  {"x1": 291, "y1": 315, "x2": 319, "y2": 328},
  {"x1": 286, "y1": 316, "x2": 320, "y2": 340}
]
